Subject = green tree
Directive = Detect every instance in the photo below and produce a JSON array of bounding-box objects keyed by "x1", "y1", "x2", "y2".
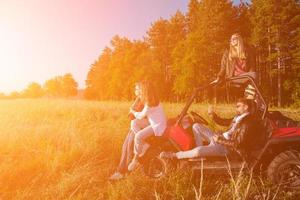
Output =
[
  {"x1": 23, "y1": 82, "x2": 44, "y2": 98},
  {"x1": 84, "y1": 36, "x2": 154, "y2": 100},
  {"x1": 235, "y1": 2, "x2": 252, "y2": 42},
  {"x1": 146, "y1": 19, "x2": 171, "y2": 100},
  {"x1": 172, "y1": 0, "x2": 235, "y2": 100},
  {"x1": 82, "y1": 0, "x2": 300, "y2": 106},
  {"x1": 106, "y1": 36, "x2": 134, "y2": 99},
  {"x1": 8, "y1": 91, "x2": 20, "y2": 99},
  {"x1": 44, "y1": 77, "x2": 62, "y2": 97},
  {"x1": 187, "y1": 0, "x2": 200, "y2": 32},
  {"x1": 85, "y1": 47, "x2": 112, "y2": 100},
  {"x1": 146, "y1": 13, "x2": 187, "y2": 100},
  {"x1": 251, "y1": 0, "x2": 300, "y2": 106},
  {"x1": 62, "y1": 73, "x2": 78, "y2": 97}
]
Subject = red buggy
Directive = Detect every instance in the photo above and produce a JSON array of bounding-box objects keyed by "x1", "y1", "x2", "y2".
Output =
[{"x1": 140, "y1": 75, "x2": 300, "y2": 191}]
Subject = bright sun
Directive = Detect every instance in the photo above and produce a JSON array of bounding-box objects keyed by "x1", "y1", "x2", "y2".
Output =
[{"x1": 0, "y1": 27, "x2": 24, "y2": 93}]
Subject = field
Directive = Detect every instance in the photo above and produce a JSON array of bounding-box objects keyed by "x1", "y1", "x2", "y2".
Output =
[{"x1": 0, "y1": 99, "x2": 299, "y2": 200}]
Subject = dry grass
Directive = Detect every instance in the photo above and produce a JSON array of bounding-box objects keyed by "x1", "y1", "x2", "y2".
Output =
[{"x1": 0, "y1": 99, "x2": 298, "y2": 199}]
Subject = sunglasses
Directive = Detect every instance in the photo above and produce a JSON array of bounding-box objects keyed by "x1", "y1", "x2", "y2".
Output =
[{"x1": 231, "y1": 37, "x2": 238, "y2": 42}]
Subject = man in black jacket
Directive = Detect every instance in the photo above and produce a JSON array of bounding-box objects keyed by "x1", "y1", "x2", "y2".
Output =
[{"x1": 160, "y1": 98, "x2": 260, "y2": 159}]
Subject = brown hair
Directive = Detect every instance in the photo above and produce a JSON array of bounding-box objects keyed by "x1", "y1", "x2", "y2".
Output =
[{"x1": 140, "y1": 80, "x2": 159, "y2": 107}]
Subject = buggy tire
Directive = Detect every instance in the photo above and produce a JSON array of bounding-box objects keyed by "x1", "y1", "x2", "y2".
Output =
[
  {"x1": 142, "y1": 156, "x2": 168, "y2": 179},
  {"x1": 267, "y1": 150, "x2": 300, "y2": 190}
]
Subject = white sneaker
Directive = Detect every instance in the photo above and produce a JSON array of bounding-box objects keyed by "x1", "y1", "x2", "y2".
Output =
[
  {"x1": 109, "y1": 172, "x2": 124, "y2": 181},
  {"x1": 128, "y1": 157, "x2": 139, "y2": 172}
]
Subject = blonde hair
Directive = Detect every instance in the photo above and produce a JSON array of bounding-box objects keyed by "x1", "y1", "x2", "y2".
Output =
[
  {"x1": 229, "y1": 33, "x2": 246, "y2": 61},
  {"x1": 140, "y1": 80, "x2": 159, "y2": 107}
]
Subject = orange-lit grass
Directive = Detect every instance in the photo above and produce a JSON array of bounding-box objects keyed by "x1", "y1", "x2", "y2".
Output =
[{"x1": 0, "y1": 99, "x2": 298, "y2": 199}]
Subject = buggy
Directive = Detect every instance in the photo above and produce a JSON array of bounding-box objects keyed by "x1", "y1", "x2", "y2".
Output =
[{"x1": 139, "y1": 75, "x2": 300, "y2": 190}]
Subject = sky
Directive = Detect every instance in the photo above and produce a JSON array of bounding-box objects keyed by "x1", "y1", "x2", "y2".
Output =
[{"x1": 0, "y1": 0, "x2": 242, "y2": 94}]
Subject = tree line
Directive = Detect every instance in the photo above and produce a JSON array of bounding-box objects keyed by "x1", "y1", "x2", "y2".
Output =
[
  {"x1": 0, "y1": 73, "x2": 78, "y2": 99},
  {"x1": 85, "y1": 0, "x2": 300, "y2": 106}
]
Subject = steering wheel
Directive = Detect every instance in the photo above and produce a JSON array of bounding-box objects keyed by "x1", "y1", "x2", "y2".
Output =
[{"x1": 189, "y1": 111, "x2": 209, "y2": 125}]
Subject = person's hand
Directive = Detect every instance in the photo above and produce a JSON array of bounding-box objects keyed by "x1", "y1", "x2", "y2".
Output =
[
  {"x1": 129, "y1": 108, "x2": 134, "y2": 114},
  {"x1": 208, "y1": 105, "x2": 214, "y2": 117},
  {"x1": 213, "y1": 135, "x2": 219, "y2": 142},
  {"x1": 128, "y1": 109, "x2": 135, "y2": 120},
  {"x1": 210, "y1": 77, "x2": 220, "y2": 85}
]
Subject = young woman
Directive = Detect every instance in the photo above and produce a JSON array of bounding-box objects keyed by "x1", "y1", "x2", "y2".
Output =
[
  {"x1": 109, "y1": 82, "x2": 144, "y2": 181},
  {"x1": 211, "y1": 33, "x2": 257, "y2": 102},
  {"x1": 127, "y1": 80, "x2": 167, "y2": 171},
  {"x1": 216, "y1": 33, "x2": 256, "y2": 82}
]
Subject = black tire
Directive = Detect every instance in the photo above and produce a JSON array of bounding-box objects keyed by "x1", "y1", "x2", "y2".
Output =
[
  {"x1": 140, "y1": 140, "x2": 177, "y2": 179},
  {"x1": 267, "y1": 150, "x2": 300, "y2": 190},
  {"x1": 142, "y1": 156, "x2": 168, "y2": 179},
  {"x1": 139, "y1": 146, "x2": 168, "y2": 179}
]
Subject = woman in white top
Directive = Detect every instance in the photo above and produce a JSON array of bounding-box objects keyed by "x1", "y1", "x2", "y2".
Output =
[{"x1": 127, "y1": 80, "x2": 167, "y2": 171}]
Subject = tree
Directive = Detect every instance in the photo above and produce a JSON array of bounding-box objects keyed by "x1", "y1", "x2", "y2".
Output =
[
  {"x1": 235, "y1": 2, "x2": 252, "y2": 42},
  {"x1": 167, "y1": 11, "x2": 188, "y2": 99},
  {"x1": 172, "y1": 0, "x2": 235, "y2": 100},
  {"x1": 82, "y1": 0, "x2": 300, "y2": 106},
  {"x1": 85, "y1": 47, "x2": 112, "y2": 100},
  {"x1": 61, "y1": 73, "x2": 78, "y2": 97},
  {"x1": 44, "y1": 77, "x2": 62, "y2": 97},
  {"x1": 106, "y1": 36, "x2": 135, "y2": 99},
  {"x1": 84, "y1": 36, "x2": 154, "y2": 100},
  {"x1": 23, "y1": 82, "x2": 44, "y2": 98},
  {"x1": 187, "y1": 0, "x2": 200, "y2": 32},
  {"x1": 251, "y1": 0, "x2": 300, "y2": 106},
  {"x1": 145, "y1": 19, "x2": 172, "y2": 100},
  {"x1": 44, "y1": 74, "x2": 78, "y2": 97},
  {"x1": 145, "y1": 13, "x2": 187, "y2": 100},
  {"x1": 8, "y1": 91, "x2": 20, "y2": 99},
  {"x1": 283, "y1": 1, "x2": 300, "y2": 105}
]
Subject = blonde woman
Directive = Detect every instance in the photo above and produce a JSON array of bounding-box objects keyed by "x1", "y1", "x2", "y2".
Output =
[
  {"x1": 214, "y1": 33, "x2": 256, "y2": 84},
  {"x1": 127, "y1": 81, "x2": 167, "y2": 171}
]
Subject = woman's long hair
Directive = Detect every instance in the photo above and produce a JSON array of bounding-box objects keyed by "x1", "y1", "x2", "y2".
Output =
[
  {"x1": 140, "y1": 80, "x2": 159, "y2": 107},
  {"x1": 229, "y1": 33, "x2": 246, "y2": 61}
]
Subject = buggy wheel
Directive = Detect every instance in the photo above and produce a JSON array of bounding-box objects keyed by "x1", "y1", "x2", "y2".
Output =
[
  {"x1": 143, "y1": 156, "x2": 168, "y2": 179},
  {"x1": 267, "y1": 150, "x2": 300, "y2": 191}
]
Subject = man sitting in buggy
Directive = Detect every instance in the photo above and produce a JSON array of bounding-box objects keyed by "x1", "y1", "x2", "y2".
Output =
[{"x1": 160, "y1": 98, "x2": 262, "y2": 160}]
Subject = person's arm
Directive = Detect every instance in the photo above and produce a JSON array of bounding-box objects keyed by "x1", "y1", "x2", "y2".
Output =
[
  {"x1": 210, "y1": 112, "x2": 233, "y2": 127},
  {"x1": 131, "y1": 97, "x2": 144, "y2": 112},
  {"x1": 214, "y1": 119, "x2": 249, "y2": 149},
  {"x1": 217, "y1": 50, "x2": 228, "y2": 79},
  {"x1": 213, "y1": 135, "x2": 234, "y2": 147},
  {"x1": 128, "y1": 98, "x2": 144, "y2": 120},
  {"x1": 131, "y1": 105, "x2": 149, "y2": 120}
]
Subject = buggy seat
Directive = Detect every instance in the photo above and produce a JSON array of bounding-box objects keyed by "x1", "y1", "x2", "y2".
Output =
[{"x1": 268, "y1": 111, "x2": 300, "y2": 128}]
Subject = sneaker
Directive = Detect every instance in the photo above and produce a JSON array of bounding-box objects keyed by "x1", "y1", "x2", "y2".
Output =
[
  {"x1": 109, "y1": 172, "x2": 124, "y2": 181},
  {"x1": 159, "y1": 151, "x2": 176, "y2": 159},
  {"x1": 128, "y1": 157, "x2": 139, "y2": 172}
]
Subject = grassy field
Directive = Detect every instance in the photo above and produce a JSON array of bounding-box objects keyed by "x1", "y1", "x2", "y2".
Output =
[{"x1": 0, "y1": 99, "x2": 299, "y2": 199}]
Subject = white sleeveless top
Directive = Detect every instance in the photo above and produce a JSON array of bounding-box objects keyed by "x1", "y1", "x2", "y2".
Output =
[{"x1": 132, "y1": 103, "x2": 167, "y2": 136}]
